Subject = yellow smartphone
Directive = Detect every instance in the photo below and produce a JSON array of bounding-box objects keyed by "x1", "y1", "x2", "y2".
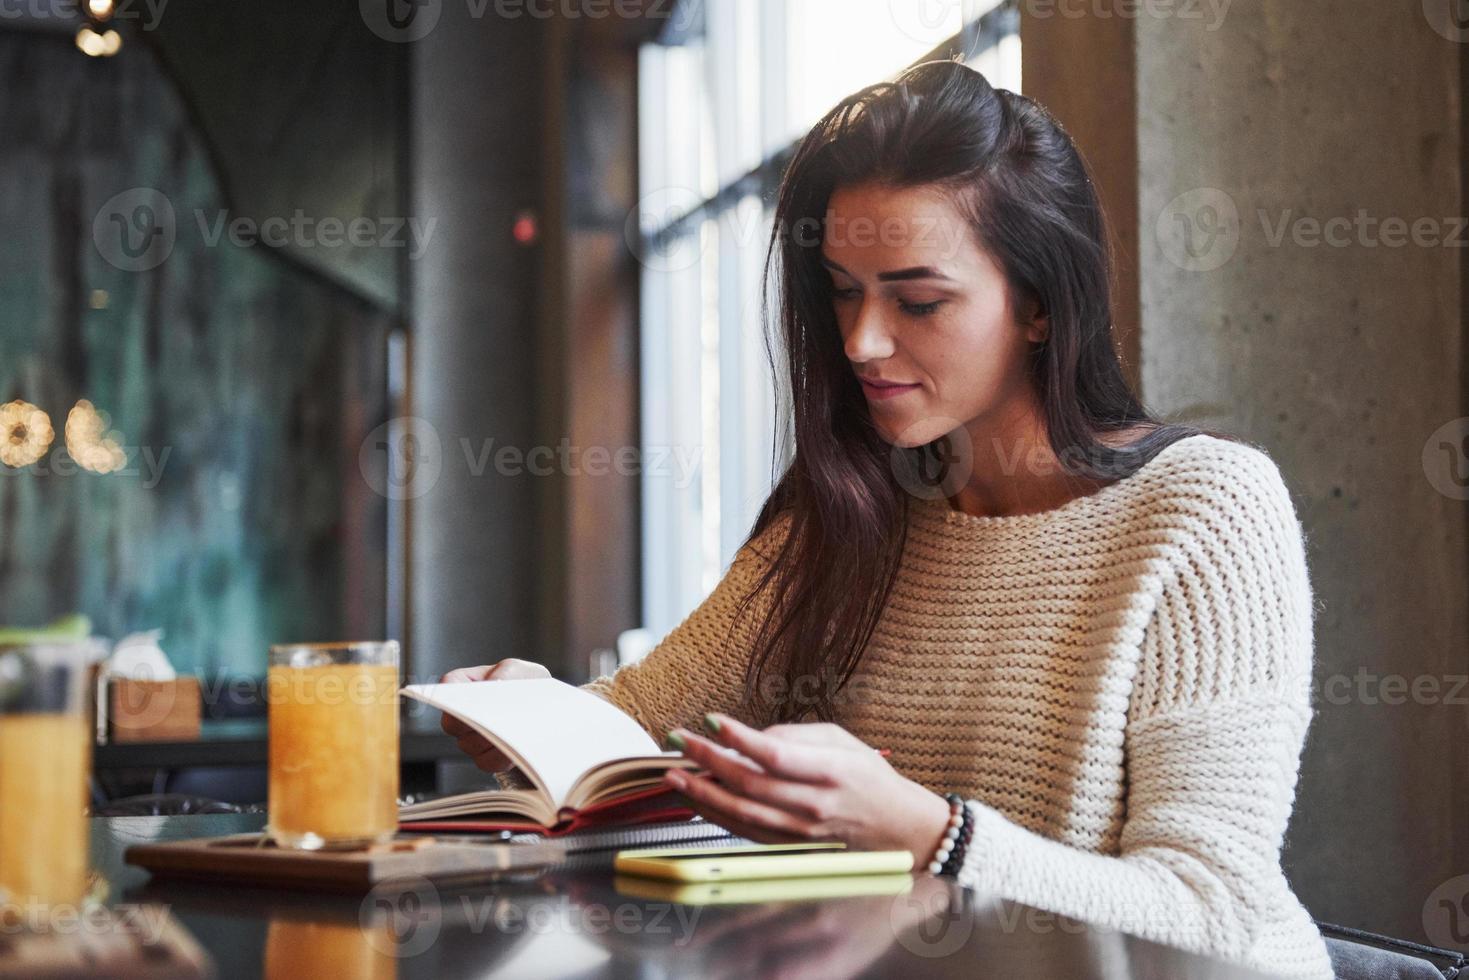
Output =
[
  {"x1": 613, "y1": 842, "x2": 914, "y2": 882},
  {"x1": 613, "y1": 872, "x2": 914, "y2": 905}
]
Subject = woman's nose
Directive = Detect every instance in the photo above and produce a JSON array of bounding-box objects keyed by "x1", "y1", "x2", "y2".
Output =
[{"x1": 844, "y1": 301, "x2": 896, "y2": 363}]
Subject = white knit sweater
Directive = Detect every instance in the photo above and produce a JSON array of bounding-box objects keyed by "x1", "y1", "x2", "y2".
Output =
[{"x1": 585, "y1": 433, "x2": 1332, "y2": 979}]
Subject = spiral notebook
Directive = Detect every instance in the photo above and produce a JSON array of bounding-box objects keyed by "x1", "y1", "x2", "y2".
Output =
[
  {"x1": 395, "y1": 818, "x2": 747, "y2": 873},
  {"x1": 506, "y1": 818, "x2": 741, "y2": 853}
]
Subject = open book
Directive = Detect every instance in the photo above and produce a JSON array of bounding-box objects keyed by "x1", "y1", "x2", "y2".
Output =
[{"x1": 398, "y1": 678, "x2": 698, "y2": 834}]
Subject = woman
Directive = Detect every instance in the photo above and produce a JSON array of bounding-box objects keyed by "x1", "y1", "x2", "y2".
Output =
[{"x1": 442, "y1": 60, "x2": 1333, "y2": 978}]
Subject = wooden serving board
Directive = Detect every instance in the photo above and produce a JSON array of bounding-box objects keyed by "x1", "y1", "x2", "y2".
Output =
[{"x1": 125, "y1": 833, "x2": 563, "y2": 893}]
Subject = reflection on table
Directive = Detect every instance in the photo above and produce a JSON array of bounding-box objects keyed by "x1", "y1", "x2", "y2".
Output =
[{"x1": 93, "y1": 814, "x2": 1280, "y2": 980}]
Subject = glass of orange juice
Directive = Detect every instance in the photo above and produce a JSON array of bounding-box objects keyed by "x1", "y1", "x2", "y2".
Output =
[
  {"x1": 266, "y1": 641, "x2": 400, "y2": 850},
  {"x1": 0, "y1": 641, "x2": 94, "y2": 910}
]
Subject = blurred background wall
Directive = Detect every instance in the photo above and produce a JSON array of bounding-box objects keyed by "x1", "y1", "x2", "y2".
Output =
[{"x1": 0, "y1": 9, "x2": 399, "y2": 676}]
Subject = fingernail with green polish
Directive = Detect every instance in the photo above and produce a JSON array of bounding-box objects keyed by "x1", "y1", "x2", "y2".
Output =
[
  {"x1": 703, "y1": 713, "x2": 722, "y2": 734},
  {"x1": 665, "y1": 730, "x2": 687, "y2": 750}
]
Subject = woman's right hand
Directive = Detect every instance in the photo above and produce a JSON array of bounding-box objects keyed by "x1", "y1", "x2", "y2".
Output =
[{"x1": 438, "y1": 658, "x2": 551, "y2": 772}]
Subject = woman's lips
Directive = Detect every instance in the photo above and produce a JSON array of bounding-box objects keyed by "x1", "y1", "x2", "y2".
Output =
[{"x1": 858, "y1": 378, "x2": 922, "y2": 401}]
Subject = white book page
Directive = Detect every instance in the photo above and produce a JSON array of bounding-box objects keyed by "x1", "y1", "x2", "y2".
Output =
[{"x1": 400, "y1": 678, "x2": 663, "y2": 807}]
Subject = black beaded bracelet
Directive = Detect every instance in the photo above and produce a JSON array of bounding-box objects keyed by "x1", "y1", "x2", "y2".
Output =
[
  {"x1": 927, "y1": 792, "x2": 974, "y2": 876},
  {"x1": 943, "y1": 804, "x2": 975, "y2": 876}
]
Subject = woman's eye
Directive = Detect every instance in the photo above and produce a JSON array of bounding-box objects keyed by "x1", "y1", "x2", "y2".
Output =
[
  {"x1": 900, "y1": 299, "x2": 944, "y2": 317},
  {"x1": 831, "y1": 286, "x2": 861, "y2": 301}
]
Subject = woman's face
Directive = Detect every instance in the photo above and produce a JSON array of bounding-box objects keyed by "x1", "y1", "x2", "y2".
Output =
[{"x1": 820, "y1": 182, "x2": 1047, "y2": 449}]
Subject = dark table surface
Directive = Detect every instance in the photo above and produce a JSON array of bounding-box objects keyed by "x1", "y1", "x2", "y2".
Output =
[{"x1": 89, "y1": 814, "x2": 1283, "y2": 979}]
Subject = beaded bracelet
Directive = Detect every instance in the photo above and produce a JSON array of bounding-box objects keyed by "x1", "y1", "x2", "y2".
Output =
[{"x1": 927, "y1": 793, "x2": 974, "y2": 876}]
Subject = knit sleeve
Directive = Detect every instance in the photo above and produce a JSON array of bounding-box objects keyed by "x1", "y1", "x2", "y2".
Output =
[
  {"x1": 580, "y1": 513, "x2": 792, "y2": 741},
  {"x1": 954, "y1": 445, "x2": 1330, "y2": 978}
]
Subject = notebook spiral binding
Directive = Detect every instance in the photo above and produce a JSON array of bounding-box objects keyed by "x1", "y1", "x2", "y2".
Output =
[{"x1": 506, "y1": 819, "x2": 749, "y2": 868}]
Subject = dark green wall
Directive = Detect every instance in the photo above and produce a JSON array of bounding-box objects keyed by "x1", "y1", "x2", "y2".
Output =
[{"x1": 0, "y1": 27, "x2": 396, "y2": 678}]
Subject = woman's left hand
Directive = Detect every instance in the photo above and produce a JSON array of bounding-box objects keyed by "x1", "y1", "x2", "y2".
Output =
[{"x1": 662, "y1": 714, "x2": 953, "y2": 872}]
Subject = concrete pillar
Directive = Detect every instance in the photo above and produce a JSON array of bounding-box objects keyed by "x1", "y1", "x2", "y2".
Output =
[
  {"x1": 1133, "y1": 1, "x2": 1468, "y2": 943},
  {"x1": 1027, "y1": 0, "x2": 1468, "y2": 944},
  {"x1": 409, "y1": 9, "x2": 550, "y2": 685}
]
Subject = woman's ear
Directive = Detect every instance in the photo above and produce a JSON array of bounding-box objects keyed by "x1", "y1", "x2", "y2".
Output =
[
  {"x1": 1017, "y1": 292, "x2": 1048, "y2": 344},
  {"x1": 1025, "y1": 312, "x2": 1050, "y2": 346}
]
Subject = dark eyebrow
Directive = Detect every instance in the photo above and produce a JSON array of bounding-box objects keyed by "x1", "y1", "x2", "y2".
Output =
[{"x1": 819, "y1": 256, "x2": 955, "y2": 283}]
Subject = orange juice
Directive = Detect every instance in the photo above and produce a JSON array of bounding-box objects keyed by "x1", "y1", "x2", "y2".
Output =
[
  {"x1": 0, "y1": 712, "x2": 92, "y2": 907},
  {"x1": 267, "y1": 662, "x2": 399, "y2": 848},
  {"x1": 264, "y1": 919, "x2": 397, "y2": 980}
]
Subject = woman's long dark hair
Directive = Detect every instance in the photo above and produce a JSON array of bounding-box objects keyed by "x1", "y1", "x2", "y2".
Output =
[{"x1": 736, "y1": 59, "x2": 1224, "y2": 725}]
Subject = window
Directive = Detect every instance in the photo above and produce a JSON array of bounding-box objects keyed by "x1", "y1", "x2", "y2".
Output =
[{"x1": 636, "y1": 0, "x2": 1020, "y2": 642}]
